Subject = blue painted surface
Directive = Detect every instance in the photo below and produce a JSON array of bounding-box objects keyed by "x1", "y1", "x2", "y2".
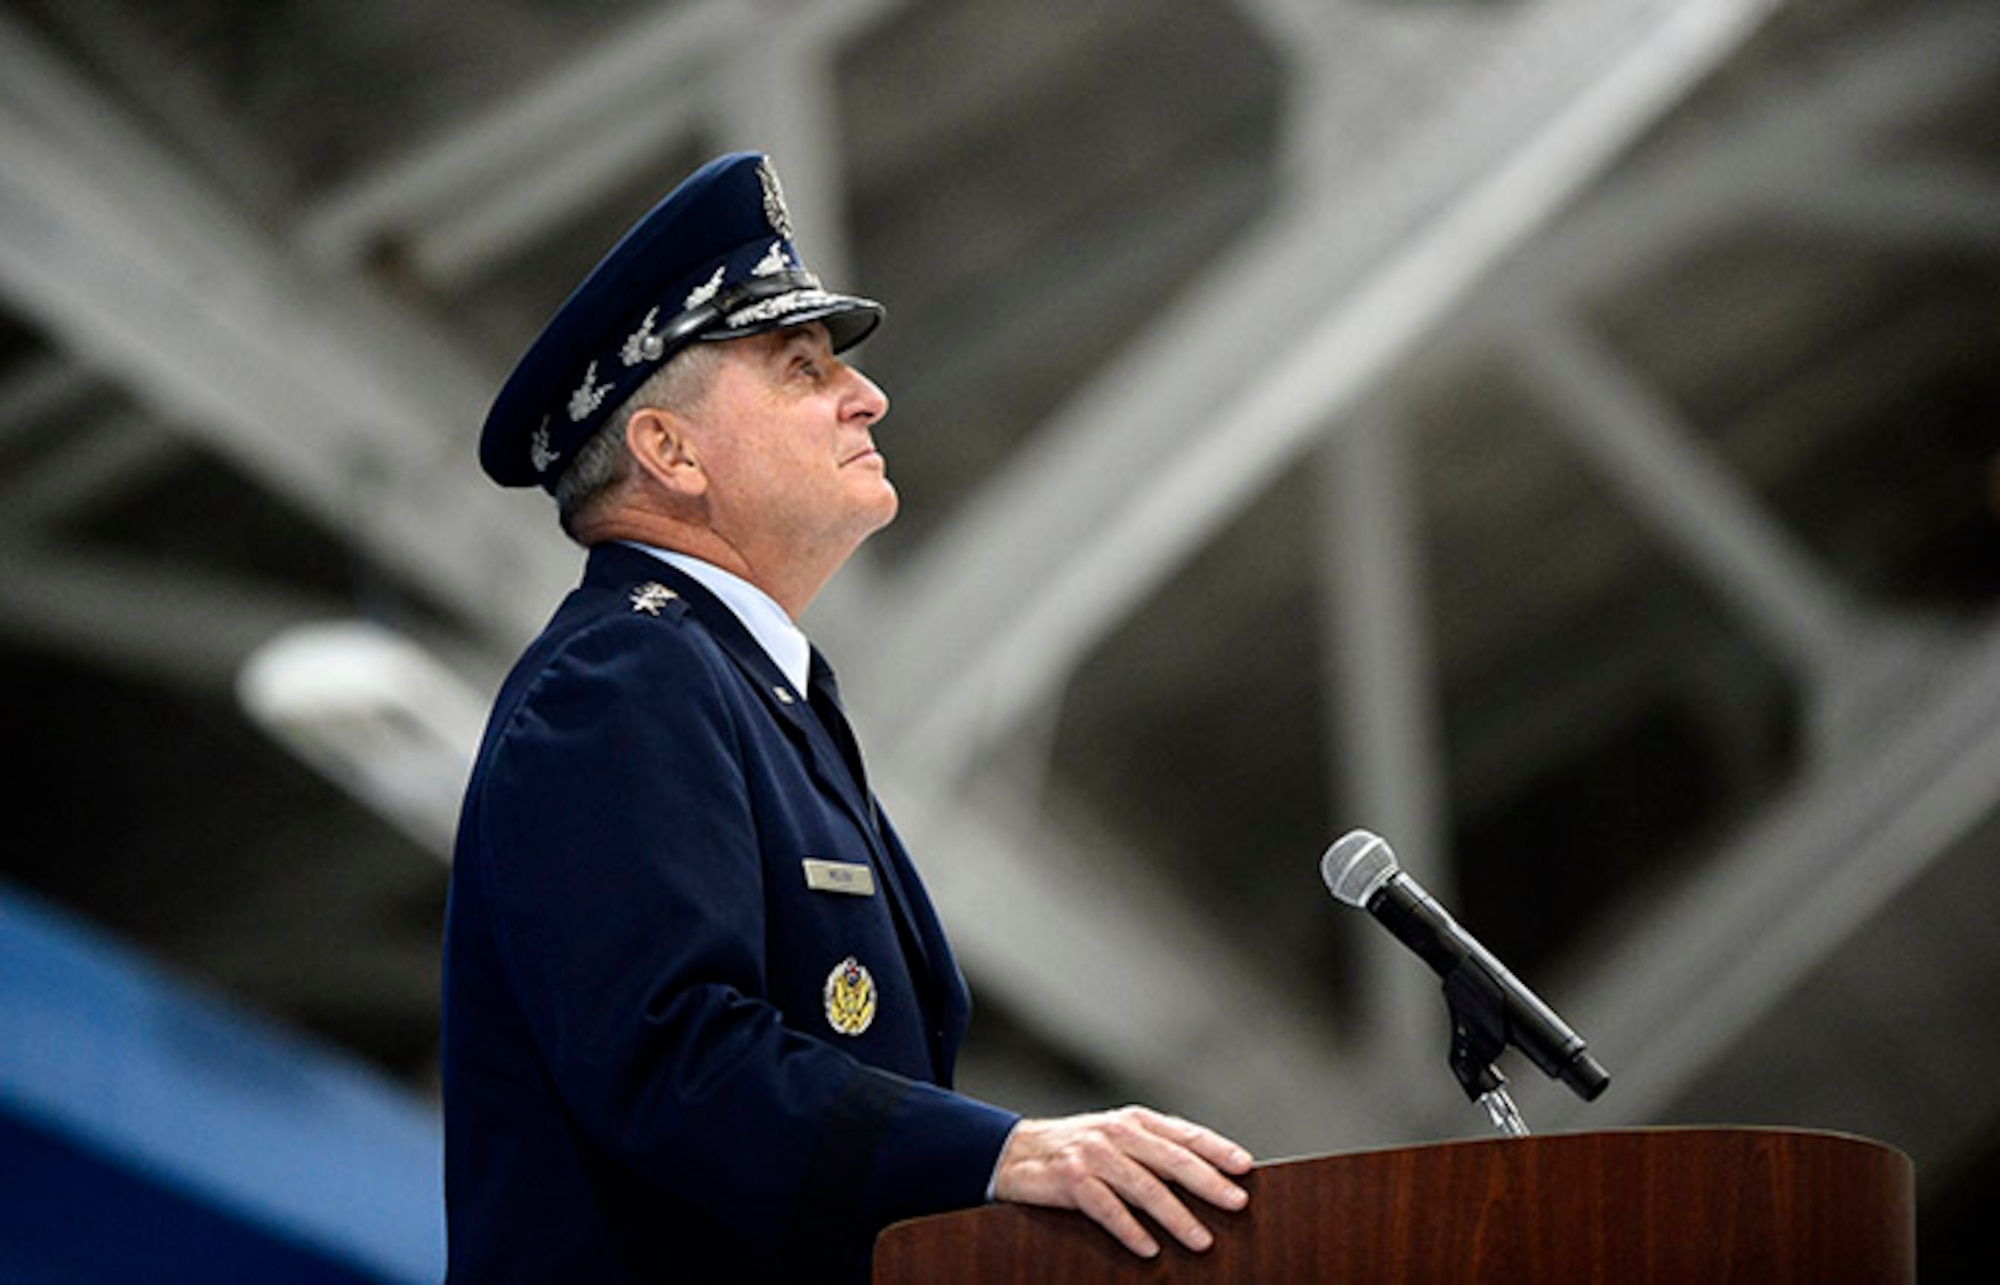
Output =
[
  {"x1": 0, "y1": 883, "x2": 444, "y2": 1284},
  {"x1": 0, "y1": 1112, "x2": 388, "y2": 1285}
]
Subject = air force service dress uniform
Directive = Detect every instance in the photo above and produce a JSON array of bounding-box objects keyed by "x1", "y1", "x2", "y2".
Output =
[{"x1": 442, "y1": 153, "x2": 1019, "y2": 1283}]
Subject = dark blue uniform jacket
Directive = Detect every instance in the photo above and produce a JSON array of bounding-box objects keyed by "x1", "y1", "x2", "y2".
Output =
[{"x1": 442, "y1": 543, "x2": 1018, "y2": 1282}]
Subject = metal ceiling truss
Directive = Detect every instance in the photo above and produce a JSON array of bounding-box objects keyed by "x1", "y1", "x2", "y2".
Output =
[
  {"x1": 0, "y1": 8, "x2": 573, "y2": 658},
  {"x1": 4, "y1": 0, "x2": 1997, "y2": 1167},
  {"x1": 844, "y1": 0, "x2": 1799, "y2": 1143}
]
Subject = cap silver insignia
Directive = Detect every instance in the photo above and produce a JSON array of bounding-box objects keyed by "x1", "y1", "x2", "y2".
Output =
[
  {"x1": 567, "y1": 361, "x2": 611, "y2": 422},
  {"x1": 629, "y1": 582, "x2": 679, "y2": 615},
  {"x1": 752, "y1": 240, "x2": 791, "y2": 277},
  {"x1": 620, "y1": 307, "x2": 666, "y2": 366},
  {"x1": 529, "y1": 419, "x2": 559, "y2": 474},
  {"x1": 683, "y1": 264, "x2": 726, "y2": 311},
  {"x1": 757, "y1": 156, "x2": 793, "y2": 240},
  {"x1": 725, "y1": 288, "x2": 836, "y2": 330},
  {"x1": 823, "y1": 956, "x2": 876, "y2": 1036}
]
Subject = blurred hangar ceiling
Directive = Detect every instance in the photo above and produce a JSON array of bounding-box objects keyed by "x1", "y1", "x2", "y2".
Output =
[{"x1": 2, "y1": 0, "x2": 1997, "y2": 1274}]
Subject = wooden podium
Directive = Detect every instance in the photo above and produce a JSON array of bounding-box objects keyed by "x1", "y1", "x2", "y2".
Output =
[{"x1": 873, "y1": 1127, "x2": 1913, "y2": 1283}]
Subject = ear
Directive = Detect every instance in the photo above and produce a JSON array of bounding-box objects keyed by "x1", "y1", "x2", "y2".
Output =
[{"x1": 624, "y1": 407, "x2": 707, "y2": 498}]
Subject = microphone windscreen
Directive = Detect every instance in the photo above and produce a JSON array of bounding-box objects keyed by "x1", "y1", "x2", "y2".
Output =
[{"x1": 1321, "y1": 830, "x2": 1399, "y2": 907}]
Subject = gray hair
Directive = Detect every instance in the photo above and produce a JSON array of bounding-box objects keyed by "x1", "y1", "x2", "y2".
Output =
[{"x1": 555, "y1": 341, "x2": 725, "y2": 536}]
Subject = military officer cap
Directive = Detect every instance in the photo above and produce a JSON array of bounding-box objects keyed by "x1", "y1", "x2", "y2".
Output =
[{"x1": 480, "y1": 151, "x2": 885, "y2": 492}]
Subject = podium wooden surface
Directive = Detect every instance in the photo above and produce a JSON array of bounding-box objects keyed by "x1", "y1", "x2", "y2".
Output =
[{"x1": 873, "y1": 1127, "x2": 1913, "y2": 1283}]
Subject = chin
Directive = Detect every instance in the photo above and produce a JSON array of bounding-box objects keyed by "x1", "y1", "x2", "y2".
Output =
[{"x1": 870, "y1": 489, "x2": 900, "y2": 531}]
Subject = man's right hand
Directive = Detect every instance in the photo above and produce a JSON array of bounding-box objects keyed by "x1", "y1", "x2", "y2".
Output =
[{"x1": 990, "y1": 1106, "x2": 1253, "y2": 1259}]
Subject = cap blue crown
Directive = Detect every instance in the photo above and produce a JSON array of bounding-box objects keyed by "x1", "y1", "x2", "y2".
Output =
[{"x1": 480, "y1": 151, "x2": 884, "y2": 491}]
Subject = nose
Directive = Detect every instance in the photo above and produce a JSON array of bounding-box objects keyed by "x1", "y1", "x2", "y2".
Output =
[{"x1": 842, "y1": 363, "x2": 889, "y2": 424}]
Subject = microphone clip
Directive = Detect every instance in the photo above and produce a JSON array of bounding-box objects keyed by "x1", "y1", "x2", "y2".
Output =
[{"x1": 1443, "y1": 958, "x2": 1533, "y2": 1137}]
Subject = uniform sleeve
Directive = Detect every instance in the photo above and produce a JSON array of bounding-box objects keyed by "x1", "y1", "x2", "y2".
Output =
[{"x1": 465, "y1": 613, "x2": 1017, "y2": 1247}]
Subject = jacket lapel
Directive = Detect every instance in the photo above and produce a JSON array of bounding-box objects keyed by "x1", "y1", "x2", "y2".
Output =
[
  {"x1": 581, "y1": 545, "x2": 944, "y2": 998},
  {"x1": 582, "y1": 547, "x2": 870, "y2": 830}
]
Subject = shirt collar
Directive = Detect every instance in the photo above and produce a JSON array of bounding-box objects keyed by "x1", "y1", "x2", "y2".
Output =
[{"x1": 623, "y1": 542, "x2": 811, "y2": 693}]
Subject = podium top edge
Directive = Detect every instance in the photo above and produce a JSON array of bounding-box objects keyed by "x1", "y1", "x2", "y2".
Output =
[{"x1": 1255, "y1": 1124, "x2": 1912, "y2": 1171}]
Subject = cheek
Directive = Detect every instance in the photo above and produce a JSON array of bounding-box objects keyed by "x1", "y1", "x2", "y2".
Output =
[{"x1": 701, "y1": 431, "x2": 774, "y2": 490}]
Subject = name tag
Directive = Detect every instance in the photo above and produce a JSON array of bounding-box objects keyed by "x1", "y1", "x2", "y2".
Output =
[{"x1": 803, "y1": 859, "x2": 876, "y2": 897}]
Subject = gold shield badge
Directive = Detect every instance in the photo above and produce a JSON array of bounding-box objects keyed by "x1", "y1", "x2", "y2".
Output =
[{"x1": 823, "y1": 956, "x2": 876, "y2": 1037}]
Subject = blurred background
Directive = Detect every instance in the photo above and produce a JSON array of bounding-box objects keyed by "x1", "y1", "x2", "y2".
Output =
[{"x1": 3, "y1": 0, "x2": 1997, "y2": 1279}]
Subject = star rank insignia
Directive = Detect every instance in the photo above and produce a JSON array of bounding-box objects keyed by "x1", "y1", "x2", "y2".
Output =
[
  {"x1": 629, "y1": 582, "x2": 679, "y2": 615},
  {"x1": 823, "y1": 956, "x2": 876, "y2": 1036}
]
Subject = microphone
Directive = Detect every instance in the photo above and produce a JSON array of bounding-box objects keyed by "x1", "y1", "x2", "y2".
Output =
[{"x1": 1321, "y1": 829, "x2": 1610, "y2": 1102}]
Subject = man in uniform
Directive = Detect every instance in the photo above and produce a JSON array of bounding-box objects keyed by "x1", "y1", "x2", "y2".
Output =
[{"x1": 442, "y1": 152, "x2": 1252, "y2": 1282}]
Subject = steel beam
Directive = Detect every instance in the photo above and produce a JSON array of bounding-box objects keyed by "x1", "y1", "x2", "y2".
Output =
[{"x1": 0, "y1": 8, "x2": 575, "y2": 648}]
